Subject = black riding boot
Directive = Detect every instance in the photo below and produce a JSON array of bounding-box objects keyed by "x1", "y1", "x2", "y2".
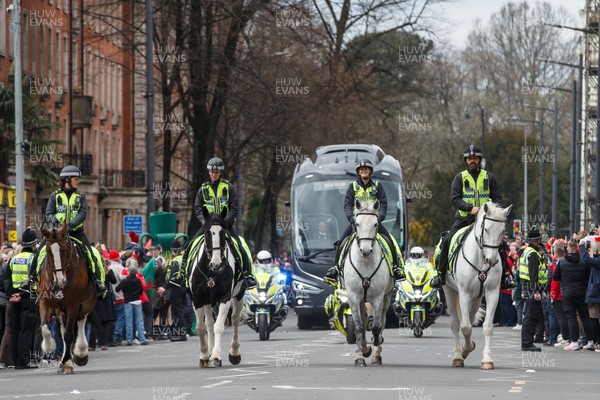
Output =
[
  {"x1": 431, "y1": 234, "x2": 449, "y2": 289},
  {"x1": 392, "y1": 249, "x2": 405, "y2": 281},
  {"x1": 235, "y1": 249, "x2": 256, "y2": 289},
  {"x1": 324, "y1": 241, "x2": 343, "y2": 286}
]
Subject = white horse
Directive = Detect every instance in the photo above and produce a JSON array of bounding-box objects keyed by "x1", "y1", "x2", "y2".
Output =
[
  {"x1": 443, "y1": 202, "x2": 512, "y2": 369},
  {"x1": 188, "y1": 208, "x2": 244, "y2": 368},
  {"x1": 344, "y1": 199, "x2": 395, "y2": 367}
]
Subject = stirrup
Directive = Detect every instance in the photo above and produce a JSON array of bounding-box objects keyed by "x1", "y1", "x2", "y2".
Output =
[{"x1": 502, "y1": 275, "x2": 518, "y2": 290}]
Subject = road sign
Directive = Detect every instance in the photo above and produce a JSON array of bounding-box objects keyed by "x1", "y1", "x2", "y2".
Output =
[
  {"x1": 8, "y1": 230, "x2": 17, "y2": 242},
  {"x1": 124, "y1": 215, "x2": 143, "y2": 235}
]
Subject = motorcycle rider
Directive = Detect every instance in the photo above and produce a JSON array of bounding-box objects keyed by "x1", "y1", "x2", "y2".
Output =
[
  {"x1": 182, "y1": 157, "x2": 256, "y2": 289},
  {"x1": 256, "y1": 250, "x2": 281, "y2": 276},
  {"x1": 324, "y1": 159, "x2": 405, "y2": 286},
  {"x1": 430, "y1": 145, "x2": 517, "y2": 290}
]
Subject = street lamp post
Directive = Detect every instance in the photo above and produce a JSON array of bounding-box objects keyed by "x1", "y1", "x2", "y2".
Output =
[{"x1": 536, "y1": 56, "x2": 584, "y2": 234}]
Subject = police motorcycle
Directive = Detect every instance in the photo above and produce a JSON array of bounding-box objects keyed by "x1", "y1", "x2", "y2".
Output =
[
  {"x1": 324, "y1": 281, "x2": 357, "y2": 344},
  {"x1": 242, "y1": 251, "x2": 288, "y2": 340},
  {"x1": 393, "y1": 247, "x2": 443, "y2": 337}
]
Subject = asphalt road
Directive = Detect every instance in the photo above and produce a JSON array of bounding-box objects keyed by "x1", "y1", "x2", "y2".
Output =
[{"x1": 1, "y1": 312, "x2": 599, "y2": 400}]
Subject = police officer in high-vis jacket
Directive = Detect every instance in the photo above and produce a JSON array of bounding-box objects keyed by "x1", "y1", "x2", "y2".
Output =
[
  {"x1": 431, "y1": 145, "x2": 517, "y2": 290},
  {"x1": 519, "y1": 226, "x2": 548, "y2": 352},
  {"x1": 44, "y1": 165, "x2": 106, "y2": 296},
  {"x1": 324, "y1": 159, "x2": 405, "y2": 285},
  {"x1": 183, "y1": 157, "x2": 256, "y2": 288},
  {"x1": 4, "y1": 228, "x2": 39, "y2": 369}
]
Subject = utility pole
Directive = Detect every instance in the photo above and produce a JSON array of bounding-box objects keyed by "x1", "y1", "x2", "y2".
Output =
[
  {"x1": 12, "y1": 0, "x2": 26, "y2": 238},
  {"x1": 145, "y1": 0, "x2": 155, "y2": 226}
]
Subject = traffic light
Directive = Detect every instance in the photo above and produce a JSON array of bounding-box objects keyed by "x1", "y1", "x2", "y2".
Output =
[{"x1": 514, "y1": 219, "x2": 521, "y2": 234}]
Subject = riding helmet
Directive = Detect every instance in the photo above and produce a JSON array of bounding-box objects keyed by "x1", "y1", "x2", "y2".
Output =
[
  {"x1": 21, "y1": 227, "x2": 38, "y2": 247},
  {"x1": 207, "y1": 157, "x2": 225, "y2": 172},
  {"x1": 463, "y1": 145, "x2": 483, "y2": 160},
  {"x1": 60, "y1": 165, "x2": 82, "y2": 179},
  {"x1": 355, "y1": 159, "x2": 374, "y2": 175}
]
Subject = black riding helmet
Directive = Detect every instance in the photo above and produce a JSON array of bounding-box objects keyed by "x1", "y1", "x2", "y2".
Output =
[
  {"x1": 355, "y1": 159, "x2": 374, "y2": 175},
  {"x1": 463, "y1": 145, "x2": 483, "y2": 161}
]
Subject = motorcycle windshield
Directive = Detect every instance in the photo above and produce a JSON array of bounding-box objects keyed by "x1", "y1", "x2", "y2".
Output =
[{"x1": 405, "y1": 261, "x2": 434, "y2": 286}]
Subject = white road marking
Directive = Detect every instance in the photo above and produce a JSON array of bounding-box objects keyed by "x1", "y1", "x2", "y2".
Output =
[
  {"x1": 201, "y1": 380, "x2": 233, "y2": 388},
  {"x1": 206, "y1": 368, "x2": 270, "y2": 380},
  {"x1": 273, "y1": 386, "x2": 411, "y2": 391}
]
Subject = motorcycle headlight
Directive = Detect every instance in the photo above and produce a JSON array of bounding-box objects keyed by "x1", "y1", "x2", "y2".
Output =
[
  {"x1": 259, "y1": 292, "x2": 267, "y2": 302},
  {"x1": 414, "y1": 290, "x2": 421, "y2": 297}
]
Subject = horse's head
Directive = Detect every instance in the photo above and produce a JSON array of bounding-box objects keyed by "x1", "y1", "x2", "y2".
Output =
[
  {"x1": 353, "y1": 199, "x2": 380, "y2": 256},
  {"x1": 476, "y1": 202, "x2": 513, "y2": 266},
  {"x1": 202, "y1": 206, "x2": 229, "y2": 272},
  {"x1": 41, "y1": 223, "x2": 72, "y2": 289}
]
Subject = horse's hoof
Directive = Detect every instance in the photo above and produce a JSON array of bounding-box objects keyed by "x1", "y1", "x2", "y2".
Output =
[
  {"x1": 354, "y1": 358, "x2": 367, "y2": 367},
  {"x1": 208, "y1": 359, "x2": 222, "y2": 368},
  {"x1": 73, "y1": 355, "x2": 88, "y2": 366},
  {"x1": 371, "y1": 355, "x2": 382, "y2": 365},
  {"x1": 199, "y1": 359, "x2": 209, "y2": 368},
  {"x1": 58, "y1": 365, "x2": 74, "y2": 375},
  {"x1": 229, "y1": 353, "x2": 241, "y2": 365},
  {"x1": 462, "y1": 341, "x2": 476, "y2": 359},
  {"x1": 452, "y1": 358, "x2": 464, "y2": 368},
  {"x1": 362, "y1": 346, "x2": 373, "y2": 358},
  {"x1": 481, "y1": 361, "x2": 494, "y2": 370}
]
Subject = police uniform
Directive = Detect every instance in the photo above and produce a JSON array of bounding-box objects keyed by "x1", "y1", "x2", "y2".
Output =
[
  {"x1": 6, "y1": 244, "x2": 38, "y2": 369},
  {"x1": 520, "y1": 229, "x2": 549, "y2": 351},
  {"x1": 325, "y1": 159, "x2": 405, "y2": 284},
  {"x1": 165, "y1": 241, "x2": 188, "y2": 342},
  {"x1": 43, "y1": 166, "x2": 106, "y2": 296}
]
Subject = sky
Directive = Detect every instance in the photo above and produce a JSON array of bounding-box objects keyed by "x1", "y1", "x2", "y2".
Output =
[{"x1": 437, "y1": 0, "x2": 586, "y2": 49}]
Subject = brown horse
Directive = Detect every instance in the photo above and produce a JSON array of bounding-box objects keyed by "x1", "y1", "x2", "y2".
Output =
[{"x1": 38, "y1": 223, "x2": 97, "y2": 374}]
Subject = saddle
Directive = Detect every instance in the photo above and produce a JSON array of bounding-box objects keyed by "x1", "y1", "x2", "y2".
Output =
[
  {"x1": 338, "y1": 233, "x2": 395, "y2": 277},
  {"x1": 33, "y1": 238, "x2": 99, "y2": 276},
  {"x1": 434, "y1": 224, "x2": 474, "y2": 274},
  {"x1": 185, "y1": 233, "x2": 250, "y2": 282}
]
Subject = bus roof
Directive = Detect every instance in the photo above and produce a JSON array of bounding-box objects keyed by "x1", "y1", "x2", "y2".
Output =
[{"x1": 294, "y1": 144, "x2": 403, "y2": 179}]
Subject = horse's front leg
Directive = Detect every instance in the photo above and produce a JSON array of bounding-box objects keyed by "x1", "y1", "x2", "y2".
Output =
[
  {"x1": 194, "y1": 307, "x2": 209, "y2": 368},
  {"x1": 459, "y1": 291, "x2": 476, "y2": 360},
  {"x1": 39, "y1": 307, "x2": 56, "y2": 355},
  {"x1": 481, "y1": 288, "x2": 499, "y2": 370},
  {"x1": 444, "y1": 287, "x2": 464, "y2": 367},
  {"x1": 208, "y1": 301, "x2": 231, "y2": 367},
  {"x1": 349, "y1": 298, "x2": 370, "y2": 367},
  {"x1": 58, "y1": 314, "x2": 75, "y2": 374},
  {"x1": 228, "y1": 297, "x2": 243, "y2": 365},
  {"x1": 71, "y1": 315, "x2": 90, "y2": 367}
]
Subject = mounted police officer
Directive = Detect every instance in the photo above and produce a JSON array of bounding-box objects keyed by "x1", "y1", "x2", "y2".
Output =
[
  {"x1": 519, "y1": 226, "x2": 548, "y2": 351},
  {"x1": 43, "y1": 165, "x2": 106, "y2": 297},
  {"x1": 182, "y1": 157, "x2": 256, "y2": 289},
  {"x1": 431, "y1": 145, "x2": 517, "y2": 290},
  {"x1": 5, "y1": 228, "x2": 39, "y2": 369},
  {"x1": 324, "y1": 159, "x2": 405, "y2": 286}
]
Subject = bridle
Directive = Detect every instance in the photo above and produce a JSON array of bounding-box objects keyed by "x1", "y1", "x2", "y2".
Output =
[
  {"x1": 42, "y1": 233, "x2": 79, "y2": 297},
  {"x1": 458, "y1": 213, "x2": 506, "y2": 298},
  {"x1": 354, "y1": 211, "x2": 379, "y2": 247}
]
